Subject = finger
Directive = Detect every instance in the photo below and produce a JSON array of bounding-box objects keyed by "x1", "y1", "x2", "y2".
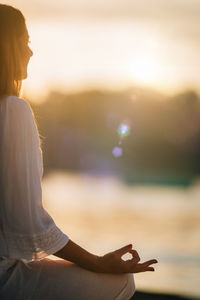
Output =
[
  {"x1": 141, "y1": 267, "x2": 155, "y2": 272},
  {"x1": 131, "y1": 264, "x2": 156, "y2": 273},
  {"x1": 146, "y1": 267, "x2": 154, "y2": 271},
  {"x1": 129, "y1": 249, "x2": 140, "y2": 259},
  {"x1": 139, "y1": 259, "x2": 158, "y2": 268},
  {"x1": 116, "y1": 244, "x2": 132, "y2": 255},
  {"x1": 131, "y1": 256, "x2": 140, "y2": 264},
  {"x1": 117, "y1": 244, "x2": 133, "y2": 255},
  {"x1": 136, "y1": 267, "x2": 155, "y2": 273},
  {"x1": 128, "y1": 250, "x2": 140, "y2": 263}
]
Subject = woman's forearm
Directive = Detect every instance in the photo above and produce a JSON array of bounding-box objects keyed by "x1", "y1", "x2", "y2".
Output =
[{"x1": 53, "y1": 239, "x2": 102, "y2": 272}]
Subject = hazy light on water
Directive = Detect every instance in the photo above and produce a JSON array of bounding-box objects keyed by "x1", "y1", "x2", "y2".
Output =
[{"x1": 43, "y1": 171, "x2": 200, "y2": 298}]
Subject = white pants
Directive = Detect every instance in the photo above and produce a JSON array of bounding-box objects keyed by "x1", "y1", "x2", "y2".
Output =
[{"x1": 0, "y1": 258, "x2": 135, "y2": 300}]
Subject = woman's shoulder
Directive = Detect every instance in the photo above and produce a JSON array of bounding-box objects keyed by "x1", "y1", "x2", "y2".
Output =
[
  {"x1": 3, "y1": 95, "x2": 32, "y2": 117},
  {"x1": 5, "y1": 95, "x2": 30, "y2": 108}
]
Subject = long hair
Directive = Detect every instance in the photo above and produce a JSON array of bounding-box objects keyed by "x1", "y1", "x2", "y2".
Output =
[{"x1": 0, "y1": 4, "x2": 27, "y2": 100}]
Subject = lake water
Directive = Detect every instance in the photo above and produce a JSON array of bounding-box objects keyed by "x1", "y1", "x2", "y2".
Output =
[{"x1": 42, "y1": 171, "x2": 200, "y2": 299}]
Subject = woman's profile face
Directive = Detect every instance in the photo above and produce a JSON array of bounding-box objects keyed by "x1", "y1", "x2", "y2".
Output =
[{"x1": 17, "y1": 30, "x2": 33, "y2": 80}]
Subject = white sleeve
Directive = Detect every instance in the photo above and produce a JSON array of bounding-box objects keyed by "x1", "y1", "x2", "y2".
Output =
[{"x1": 0, "y1": 97, "x2": 69, "y2": 261}]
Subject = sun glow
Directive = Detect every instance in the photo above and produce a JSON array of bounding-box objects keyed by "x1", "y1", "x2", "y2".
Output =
[
  {"x1": 129, "y1": 35, "x2": 162, "y2": 86},
  {"x1": 21, "y1": 20, "x2": 200, "y2": 102},
  {"x1": 130, "y1": 55, "x2": 161, "y2": 85}
]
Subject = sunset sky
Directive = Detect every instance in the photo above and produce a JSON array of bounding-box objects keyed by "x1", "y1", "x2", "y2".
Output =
[{"x1": 3, "y1": 0, "x2": 200, "y2": 101}]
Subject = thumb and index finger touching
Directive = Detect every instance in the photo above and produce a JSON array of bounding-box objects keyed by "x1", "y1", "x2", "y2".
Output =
[
  {"x1": 116, "y1": 244, "x2": 158, "y2": 265},
  {"x1": 116, "y1": 244, "x2": 140, "y2": 261}
]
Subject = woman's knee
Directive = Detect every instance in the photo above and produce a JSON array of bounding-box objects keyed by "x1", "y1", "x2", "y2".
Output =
[
  {"x1": 115, "y1": 273, "x2": 135, "y2": 300},
  {"x1": 127, "y1": 273, "x2": 135, "y2": 298}
]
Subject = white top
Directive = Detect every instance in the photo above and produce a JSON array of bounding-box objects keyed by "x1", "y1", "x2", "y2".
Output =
[{"x1": 0, "y1": 96, "x2": 69, "y2": 269}]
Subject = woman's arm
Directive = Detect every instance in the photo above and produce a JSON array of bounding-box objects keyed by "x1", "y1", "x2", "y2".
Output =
[
  {"x1": 54, "y1": 239, "x2": 100, "y2": 272},
  {"x1": 54, "y1": 239, "x2": 158, "y2": 274}
]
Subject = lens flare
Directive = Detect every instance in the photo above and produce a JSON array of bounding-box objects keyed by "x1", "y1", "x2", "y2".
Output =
[
  {"x1": 112, "y1": 146, "x2": 123, "y2": 158},
  {"x1": 117, "y1": 123, "x2": 130, "y2": 138},
  {"x1": 112, "y1": 122, "x2": 131, "y2": 158}
]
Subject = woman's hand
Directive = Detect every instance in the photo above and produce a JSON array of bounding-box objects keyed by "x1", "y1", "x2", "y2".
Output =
[{"x1": 97, "y1": 244, "x2": 158, "y2": 274}]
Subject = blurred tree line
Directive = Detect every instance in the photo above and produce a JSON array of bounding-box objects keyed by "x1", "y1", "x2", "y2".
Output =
[{"x1": 31, "y1": 87, "x2": 200, "y2": 185}]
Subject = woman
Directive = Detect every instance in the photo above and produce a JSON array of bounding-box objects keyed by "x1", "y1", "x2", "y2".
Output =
[{"x1": 0, "y1": 4, "x2": 158, "y2": 300}]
